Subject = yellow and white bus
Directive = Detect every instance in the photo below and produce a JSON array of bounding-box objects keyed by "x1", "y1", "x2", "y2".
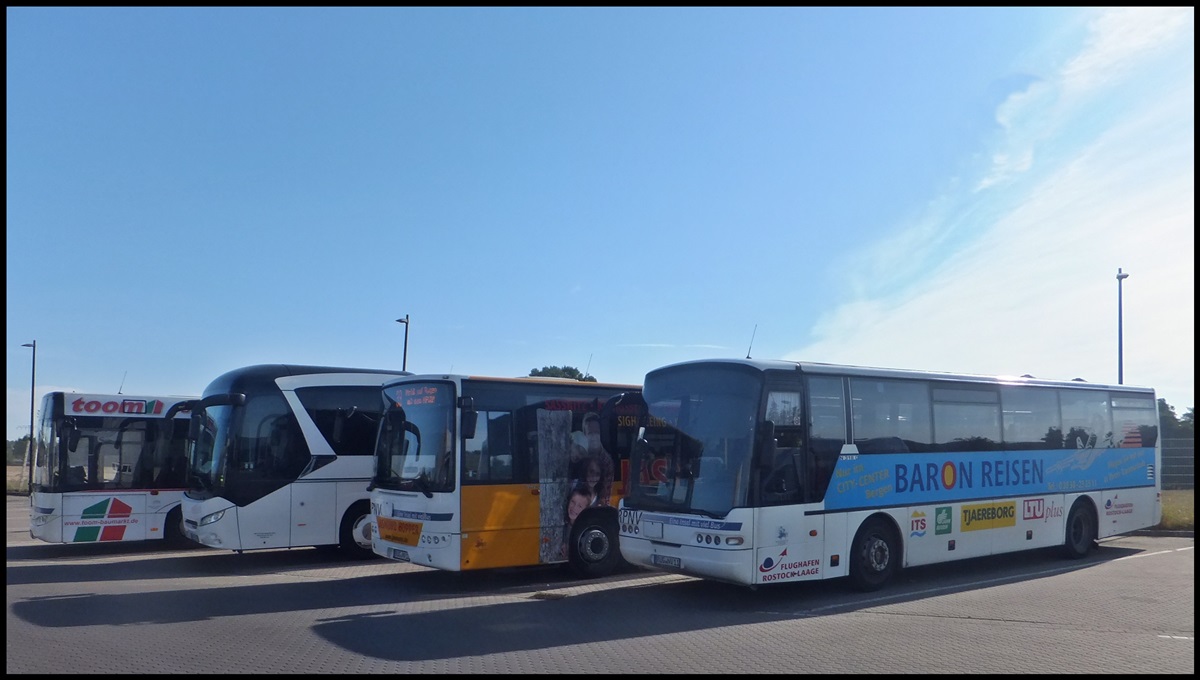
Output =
[
  {"x1": 369, "y1": 374, "x2": 641, "y2": 578},
  {"x1": 29, "y1": 391, "x2": 197, "y2": 546},
  {"x1": 603, "y1": 358, "x2": 1162, "y2": 590}
]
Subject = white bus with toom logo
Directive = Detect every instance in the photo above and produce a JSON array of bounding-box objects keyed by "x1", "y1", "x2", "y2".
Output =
[
  {"x1": 600, "y1": 358, "x2": 1162, "y2": 590},
  {"x1": 28, "y1": 392, "x2": 198, "y2": 546}
]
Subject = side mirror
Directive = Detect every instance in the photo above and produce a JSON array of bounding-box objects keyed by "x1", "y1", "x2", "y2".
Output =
[
  {"x1": 599, "y1": 390, "x2": 645, "y2": 457},
  {"x1": 458, "y1": 396, "x2": 477, "y2": 439},
  {"x1": 164, "y1": 399, "x2": 195, "y2": 421}
]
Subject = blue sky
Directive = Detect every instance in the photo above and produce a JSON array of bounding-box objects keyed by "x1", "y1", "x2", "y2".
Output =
[{"x1": 6, "y1": 7, "x2": 1194, "y2": 440}]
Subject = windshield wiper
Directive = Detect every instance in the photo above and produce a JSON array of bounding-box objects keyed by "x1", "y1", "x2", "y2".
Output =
[
  {"x1": 397, "y1": 471, "x2": 434, "y2": 498},
  {"x1": 413, "y1": 471, "x2": 434, "y2": 499}
]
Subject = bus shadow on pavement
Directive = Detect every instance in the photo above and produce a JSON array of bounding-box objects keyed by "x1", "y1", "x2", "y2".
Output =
[
  {"x1": 308, "y1": 544, "x2": 1154, "y2": 662},
  {"x1": 7, "y1": 543, "x2": 392, "y2": 586},
  {"x1": 7, "y1": 541, "x2": 1149, "y2": 643},
  {"x1": 7, "y1": 558, "x2": 634, "y2": 629}
]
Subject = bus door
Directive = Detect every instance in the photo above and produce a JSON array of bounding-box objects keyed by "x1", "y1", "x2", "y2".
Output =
[
  {"x1": 230, "y1": 410, "x2": 306, "y2": 551},
  {"x1": 754, "y1": 378, "x2": 827, "y2": 582},
  {"x1": 56, "y1": 422, "x2": 151, "y2": 543},
  {"x1": 459, "y1": 405, "x2": 545, "y2": 569}
]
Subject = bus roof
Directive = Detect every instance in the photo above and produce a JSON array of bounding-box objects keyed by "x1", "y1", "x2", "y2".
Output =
[
  {"x1": 50, "y1": 391, "x2": 198, "y2": 402},
  {"x1": 203, "y1": 364, "x2": 412, "y2": 396},
  {"x1": 381, "y1": 373, "x2": 641, "y2": 390},
  {"x1": 649, "y1": 357, "x2": 1156, "y2": 396}
]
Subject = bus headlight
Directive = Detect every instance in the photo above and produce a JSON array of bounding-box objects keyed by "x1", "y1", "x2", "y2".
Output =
[{"x1": 199, "y1": 509, "x2": 226, "y2": 526}]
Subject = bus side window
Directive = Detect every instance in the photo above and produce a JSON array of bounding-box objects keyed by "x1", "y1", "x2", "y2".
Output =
[
  {"x1": 807, "y1": 375, "x2": 846, "y2": 501},
  {"x1": 466, "y1": 411, "x2": 515, "y2": 483}
]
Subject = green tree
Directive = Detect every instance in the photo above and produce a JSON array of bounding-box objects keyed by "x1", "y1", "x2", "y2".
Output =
[
  {"x1": 1178, "y1": 406, "x2": 1194, "y2": 437},
  {"x1": 529, "y1": 365, "x2": 596, "y2": 382},
  {"x1": 1158, "y1": 399, "x2": 1195, "y2": 440},
  {"x1": 8, "y1": 436, "x2": 30, "y2": 466}
]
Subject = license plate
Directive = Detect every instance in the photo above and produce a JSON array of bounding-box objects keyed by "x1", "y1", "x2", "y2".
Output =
[
  {"x1": 389, "y1": 548, "x2": 411, "y2": 562},
  {"x1": 652, "y1": 553, "x2": 682, "y2": 569},
  {"x1": 377, "y1": 516, "x2": 422, "y2": 546}
]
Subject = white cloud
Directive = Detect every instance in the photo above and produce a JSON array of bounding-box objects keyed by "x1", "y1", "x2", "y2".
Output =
[
  {"x1": 1060, "y1": 7, "x2": 1194, "y2": 94},
  {"x1": 977, "y1": 7, "x2": 1192, "y2": 192},
  {"x1": 788, "y1": 9, "x2": 1194, "y2": 412}
]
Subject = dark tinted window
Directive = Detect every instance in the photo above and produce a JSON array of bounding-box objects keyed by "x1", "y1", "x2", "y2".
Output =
[
  {"x1": 849, "y1": 379, "x2": 932, "y2": 453},
  {"x1": 1000, "y1": 386, "x2": 1061, "y2": 449},
  {"x1": 296, "y1": 386, "x2": 386, "y2": 456},
  {"x1": 1110, "y1": 393, "x2": 1158, "y2": 448},
  {"x1": 932, "y1": 386, "x2": 1001, "y2": 451}
]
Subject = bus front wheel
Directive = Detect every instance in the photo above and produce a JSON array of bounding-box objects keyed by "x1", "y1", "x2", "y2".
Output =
[
  {"x1": 339, "y1": 502, "x2": 377, "y2": 560},
  {"x1": 849, "y1": 517, "x2": 899, "y2": 592},
  {"x1": 568, "y1": 511, "x2": 621, "y2": 579},
  {"x1": 163, "y1": 507, "x2": 192, "y2": 549},
  {"x1": 1062, "y1": 500, "x2": 1097, "y2": 559}
]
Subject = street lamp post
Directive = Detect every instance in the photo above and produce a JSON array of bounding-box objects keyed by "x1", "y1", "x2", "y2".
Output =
[
  {"x1": 395, "y1": 315, "x2": 409, "y2": 371},
  {"x1": 1116, "y1": 268, "x2": 1129, "y2": 384},
  {"x1": 21, "y1": 340, "x2": 36, "y2": 492}
]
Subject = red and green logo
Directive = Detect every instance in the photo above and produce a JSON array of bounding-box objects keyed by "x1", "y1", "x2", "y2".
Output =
[{"x1": 73, "y1": 498, "x2": 134, "y2": 542}]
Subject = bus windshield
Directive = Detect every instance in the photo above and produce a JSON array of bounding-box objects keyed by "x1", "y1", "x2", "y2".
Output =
[
  {"x1": 41, "y1": 415, "x2": 186, "y2": 491},
  {"x1": 626, "y1": 364, "x2": 761, "y2": 518},
  {"x1": 187, "y1": 402, "x2": 236, "y2": 498},
  {"x1": 372, "y1": 381, "x2": 456, "y2": 495}
]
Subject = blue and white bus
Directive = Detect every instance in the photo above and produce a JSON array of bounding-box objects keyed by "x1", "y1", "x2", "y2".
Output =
[
  {"x1": 182, "y1": 365, "x2": 409, "y2": 558},
  {"x1": 601, "y1": 358, "x2": 1161, "y2": 590}
]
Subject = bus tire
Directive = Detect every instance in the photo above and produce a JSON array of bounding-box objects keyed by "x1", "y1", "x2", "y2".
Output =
[
  {"x1": 1062, "y1": 500, "x2": 1096, "y2": 559},
  {"x1": 849, "y1": 516, "x2": 899, "y2": 592},
  {"x1": 338, "y1": 501, "x2": 377, "y2": 560},
  {"x1": 568, "y1": 510, "x2": 620, "y2": 579},
  {"x1": 163, "y1": 506, "x2": 191, "y2": 549}
]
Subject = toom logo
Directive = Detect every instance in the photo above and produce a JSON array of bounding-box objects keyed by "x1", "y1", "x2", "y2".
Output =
[
  {"x1": 67, "y1": 498, "x2": 138, "y2": 542},
  {"x1": 71, "y1": 398, "x2": 165, "y2": 415}
]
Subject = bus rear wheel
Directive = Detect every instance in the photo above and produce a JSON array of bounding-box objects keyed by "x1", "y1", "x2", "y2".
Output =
[
  {"x1": 1062, "y1": 500, "x2": 1097, "y2": 559},
  {"x1": 849, "y1": 517, "x2": 899, "y2": 592},
  {"x1": 568, "y1": 511, "x2": 621, "y2": 579},
  {"x1": 339, "y1": 502, "x2": 377, "y2": 560}
]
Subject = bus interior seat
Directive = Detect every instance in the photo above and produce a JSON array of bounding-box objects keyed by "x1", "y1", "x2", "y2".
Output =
[{"x1": 66, "y1": 465, "x2": 86, "y2": 486}]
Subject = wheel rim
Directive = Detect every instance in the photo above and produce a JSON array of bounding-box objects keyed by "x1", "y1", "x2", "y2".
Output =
[
  {"x1": 866, "y1": 534, "x2": 890, "y2": 573},
  {"x1": 351, "y1": 514, "x2": 372, "y2": 551},
  {"x1": 576, "y1": 526, "x2": 611, "y2": 563}
]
